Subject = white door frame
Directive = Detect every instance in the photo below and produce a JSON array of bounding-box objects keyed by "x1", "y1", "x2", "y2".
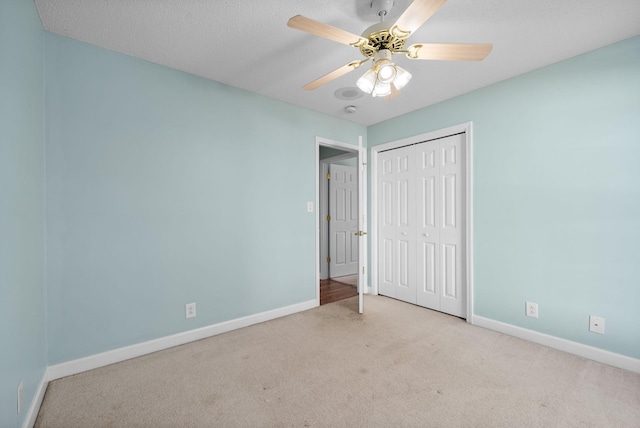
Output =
[
  {"x1": 316, "y1": 136, "x2": 367, "y2": 313},
  {"x1": 370, "y1": 123, "x2": 474, "y2": 321},
  {"x1": 319, "y1": 152, "x2": 358, "y2": 280}
]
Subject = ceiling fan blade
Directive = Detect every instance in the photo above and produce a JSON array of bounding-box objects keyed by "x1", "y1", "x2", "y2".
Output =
[
  {"x1": 391, "y1": 0, "x2": 448, "y2": 38},
  {"x1": 303, "y1": 60, "x2": 369, "y2": 91},
  {"x1": 406, "y1": 43, "x2": 493, "y2": 61},
  {"x1": 288, "y1": 15, "x2": 368, "y2": 47}
]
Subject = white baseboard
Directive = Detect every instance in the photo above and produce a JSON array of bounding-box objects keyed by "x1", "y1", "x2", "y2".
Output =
[
  {"x1": 22, "y1": 375, "x2": 47, "y2": 428},
  {"x1": 45, "y1": 299, "x2": 317, "y2": 382},
  {"x1": 472, "y1": 315, "x2": 640, "y2": 374}
]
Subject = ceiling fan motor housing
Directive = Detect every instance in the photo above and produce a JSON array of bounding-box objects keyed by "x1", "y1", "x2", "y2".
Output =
[{"x1": 360, "y1": 22, "x2": 407, "y2": 59}]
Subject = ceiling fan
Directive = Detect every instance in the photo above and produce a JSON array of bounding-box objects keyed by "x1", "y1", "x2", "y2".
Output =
[{"x1": 287, "y1": 0, "x2": 492, "y2": 98}]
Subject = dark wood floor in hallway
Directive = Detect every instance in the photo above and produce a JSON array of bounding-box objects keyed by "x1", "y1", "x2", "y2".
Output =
[{"x1": 320, "y1": 278, "x2": 357, "y2": 305}]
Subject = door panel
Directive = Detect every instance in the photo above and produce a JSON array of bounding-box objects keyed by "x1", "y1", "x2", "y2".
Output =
[
  {"x1": 421, "y1": 176, "x2": 436, "y2": 228},
  {"x1": 329, "y1": 164, "x2": 358, "y2": 277},
  {"x1": 335, "y1": 232, "x2": 347, "y2": 264},
  {"x1": 442, "y1": 174, "x2": 457, "y2": 228},
  {"x1": 421, "y1": 242, "x2": 436, "y2": 294},
  {"x1": 416, "y1": 141, "x2": 440, "y2": 309},
  {"x1": 378, "y1": 146, "x2": 416, "y2": 304},
  {"x1": 381, "y1": 238, "x2": 394, "y2": 287},
  {"x1": 396, "y1": 146, "x2": 416, "y2": 303},
  {"x1": 442, "y1": 243, "x2": 457, "y2": 298},
  {"x1": 336, "y1": 188, "x2": 346, "y2": 221},
  {"x1": 439, "y1": 134, "x2": 465, "y2": 317},
  {"x1": 378, "y1": 150, "x2": 397, "y2": 297}
]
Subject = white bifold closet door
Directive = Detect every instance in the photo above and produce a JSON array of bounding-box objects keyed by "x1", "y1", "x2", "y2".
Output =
[{"x1": 378, "y1": 133, "x2": 465, "y2": 317}]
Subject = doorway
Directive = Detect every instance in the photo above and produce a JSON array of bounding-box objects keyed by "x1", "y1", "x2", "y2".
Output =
[
  {"x1": 319, "y1": 147, "x2": 358, "y2": 303},
  {"x1": 315, "y1": 137, "x2": 367, "y2": 311}
]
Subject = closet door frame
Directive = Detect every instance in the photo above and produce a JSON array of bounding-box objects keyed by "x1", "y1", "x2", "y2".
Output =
[{"x1": 370, "y1": 122, "x2": 474, "y2": 322}]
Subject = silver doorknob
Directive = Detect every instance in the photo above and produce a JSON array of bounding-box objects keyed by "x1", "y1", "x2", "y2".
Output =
[
  {"x1": 354, "y1": 231, "x2": 368, "y2": 236},
  {"x1": 401, "y1": 232, "x2": 407, "y2": 236},
  {"x1": 423, "y1": 233, "x2": 429, "y2": 237}
]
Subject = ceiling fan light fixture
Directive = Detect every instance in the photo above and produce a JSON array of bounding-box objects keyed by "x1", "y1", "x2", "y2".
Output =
[
  {"x1": 392, "y1": 65, "x2": 412, "y2": 90},
  {"x1": 372, "y1": 81, "x2": 392, "y2": 97},
  {"x1": 376, "y1": 60, "x2": 397, "y2": 84},
  {"x1": 357, "y1": 48, "x2": 410, "y2": 97},
  {"x1": 356, "y1": 68, "x2": 377, "y2": 94}
]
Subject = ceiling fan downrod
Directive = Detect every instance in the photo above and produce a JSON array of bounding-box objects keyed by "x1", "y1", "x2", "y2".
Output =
[{"x1": 371, "y1": 0, "x2": 394, "y2": 21}]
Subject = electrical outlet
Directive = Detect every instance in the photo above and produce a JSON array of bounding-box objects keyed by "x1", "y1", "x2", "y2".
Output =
[
  {"x1": 185, "y1": 303, "x2": 196, "y2": 319},
  {"x1": 525, "y1": 301, "x2": 538, "y2": 318},
  {"x1": 17, "y1": 381, "x2": 23, "y2": 414},
  {"x1": 589, "y1": 315, "x2": 605, "y2": 334}
]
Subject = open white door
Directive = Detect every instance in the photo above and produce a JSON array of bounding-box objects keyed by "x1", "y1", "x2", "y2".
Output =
[{"x1": 357, "y1": 140, "x2": 368, "y2": 314}]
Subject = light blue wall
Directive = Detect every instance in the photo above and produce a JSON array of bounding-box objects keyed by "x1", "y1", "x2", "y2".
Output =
[
  {"x1": 0, "y1": 1, "x2": 47, "y2": 426},
  {"x1": 45, "y1": 33, "x2": 365, "y2": 364},
  {"x1": 2, "y1": 13, "x2": 637, "y2": 426},
  {"x1": 368, "y1": 36, "x2": 640, "y2": 359}
]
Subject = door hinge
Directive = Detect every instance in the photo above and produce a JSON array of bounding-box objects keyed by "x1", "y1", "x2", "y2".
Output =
[
  {"x1": 327, "y1": 257, "x2": 331, "y2": 263},
  {"x1": 326, "y1": 173, "x2": 331, "y2": 180},
  {"x1": 362, "y1": 267, "x2": 365, "y2": 274},
  {"x1": 326, "y1": 215, "x2": 331, "y2": 222}
]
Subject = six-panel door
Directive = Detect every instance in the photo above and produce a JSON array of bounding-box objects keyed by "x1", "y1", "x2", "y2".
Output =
[
  {"x1": 329, "y1": 164, "x2": 359, "y2": 277},
  {"x1": 377, "y1": 134, "x2": 465, "y2": 317}
]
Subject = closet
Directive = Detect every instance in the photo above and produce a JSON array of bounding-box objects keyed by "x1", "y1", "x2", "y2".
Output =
[{"x1": 377, "y1": 132, "x2": 466, "y2": 317}]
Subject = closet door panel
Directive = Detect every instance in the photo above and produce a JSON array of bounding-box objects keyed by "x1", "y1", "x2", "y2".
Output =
[
  {"x1": 395, "y1": 147, "x2": 417, "y2": 304},
  {"x1": 377, "y1": 146, "x2": 416, "y2": 303},
  {"x1": 416, "y1": 142, "x2": 440, "y2": 309},
  {"x1": 378, "y1": 152, "x2": 397, "y2": 298},
  {"x1": 439, "y1": 134, "x2": 465, "y2": 317}
]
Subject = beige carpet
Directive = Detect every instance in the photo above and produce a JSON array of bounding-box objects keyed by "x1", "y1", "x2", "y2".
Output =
[{"x1": 36, "y1": 296, "x2": 640, "y2": 427}]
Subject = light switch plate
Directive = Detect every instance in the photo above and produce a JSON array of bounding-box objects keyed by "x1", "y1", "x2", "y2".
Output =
[{"x1": 307, "y1": 201, "x2": 314, "y2": 212}]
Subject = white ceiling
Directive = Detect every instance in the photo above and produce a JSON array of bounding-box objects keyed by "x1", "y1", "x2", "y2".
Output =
[{"x1": 35, "y1": 0, "x2": 640, "y2": 126}]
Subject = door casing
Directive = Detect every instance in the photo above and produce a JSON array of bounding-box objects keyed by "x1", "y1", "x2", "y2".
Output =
[{"x1": 370, "y1": 123, "x2": 474, "y2": 321}]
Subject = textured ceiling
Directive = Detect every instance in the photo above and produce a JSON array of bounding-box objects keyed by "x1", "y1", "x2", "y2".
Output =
[{"x1": 35, "y1": 0, "x2": 640, "y2": 126}]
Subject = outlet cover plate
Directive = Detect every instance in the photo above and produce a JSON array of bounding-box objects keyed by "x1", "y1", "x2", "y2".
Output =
[
  {"x1": 589, "y1": 315, "x2": 605, "y2": 334},
  {"x1": 185, "y1": 303, "x2": 196, "y2": 319},
  {"x1": 525, "y1": 301, "x2": 538, "y2": 318}
]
